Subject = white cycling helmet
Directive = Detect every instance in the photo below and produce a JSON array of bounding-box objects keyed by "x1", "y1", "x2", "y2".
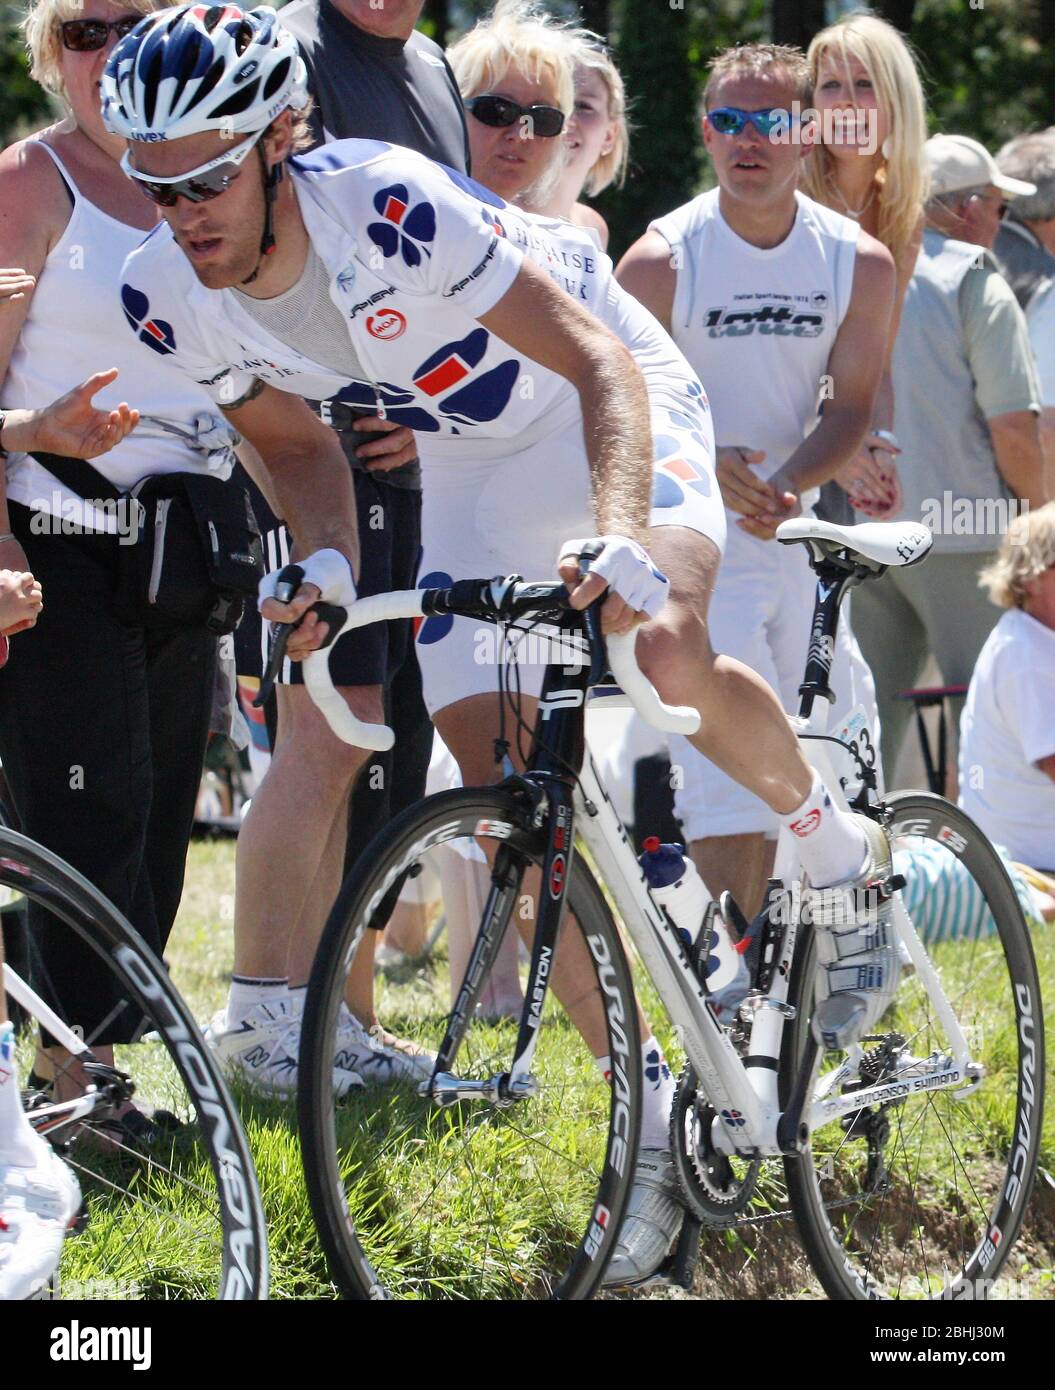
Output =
[{"x1": 101, "y1": 3, "x2": 308, "y2": 142}]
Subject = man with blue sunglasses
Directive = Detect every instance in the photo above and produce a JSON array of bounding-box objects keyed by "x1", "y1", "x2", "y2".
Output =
[{"x1": 618, "y1": 42, "x2": 896, "y2": 921}]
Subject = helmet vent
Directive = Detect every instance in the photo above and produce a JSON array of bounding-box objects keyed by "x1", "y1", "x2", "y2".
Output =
[
  {"x1": 211, "y1": 80, "x2": 262, "y2": 119},
  {"x1": 262, "y1": 56, "x2": 290, "y2": 100}
]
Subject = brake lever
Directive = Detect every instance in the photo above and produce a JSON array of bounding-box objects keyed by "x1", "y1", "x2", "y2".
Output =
[
  {"x1": 578, "y1": 545, "x2": 609, "y2": 687},
  {"x1": 254, "y1": 562, "x2": 347, "y2": 708}
]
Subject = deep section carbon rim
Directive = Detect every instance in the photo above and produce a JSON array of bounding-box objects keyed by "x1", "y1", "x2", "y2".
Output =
[
  {"x1": 2, "y1": 828, "x2": 268, "y2": 1299},
  {"x1": 783, "y1": 793, "x2": 1044, "y2": 1300},
  {"x1": 299, "y1": 787, "x2": 642, "y2": 1299}
]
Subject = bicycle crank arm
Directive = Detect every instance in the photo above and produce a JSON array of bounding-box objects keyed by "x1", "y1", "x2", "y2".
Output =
[{"x1": 423, "y1": 1071, "x2": 539, "y2": 1107}]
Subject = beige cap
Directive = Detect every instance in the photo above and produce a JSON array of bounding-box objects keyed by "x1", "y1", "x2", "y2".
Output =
[{"x1": 926, "y1": 133, "x2": 1037, "y2": 198}]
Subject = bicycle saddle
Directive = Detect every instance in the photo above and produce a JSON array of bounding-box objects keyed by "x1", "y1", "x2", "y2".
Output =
[{"x1": 776, "y1": 517, "x2": 933, "y2": 569}]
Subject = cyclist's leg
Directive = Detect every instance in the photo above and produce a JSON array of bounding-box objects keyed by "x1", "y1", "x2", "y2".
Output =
[
  {"x1": 235, "y1": 682, "x2": 377, "y2": 983},
  {"x1": 642, "y1": 527, "x2": 814, "y2": 817}
]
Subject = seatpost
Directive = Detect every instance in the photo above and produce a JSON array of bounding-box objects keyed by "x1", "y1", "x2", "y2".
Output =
[{"x1": 796, "y1": 556, "x2": 872, "y2": 723}]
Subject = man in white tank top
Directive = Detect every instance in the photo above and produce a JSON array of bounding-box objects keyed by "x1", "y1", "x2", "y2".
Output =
[{"x1": 618, "y1": 43, "x2": 896, "y2": 917}]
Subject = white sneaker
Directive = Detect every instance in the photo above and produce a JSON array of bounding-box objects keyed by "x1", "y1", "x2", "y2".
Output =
[
  {"x1": 0, "y1": 1138, "x2": 81, "y2": 1300},
  {"x1": 336, "y1": 1007, "x2": 436, "y2": 1086},
  {"x1": 602, "y1": 1149, "x2": 684, "y2": 1288},
  {"x1": 205, "y1": 997, "x2": 363, "y2": 1098}
]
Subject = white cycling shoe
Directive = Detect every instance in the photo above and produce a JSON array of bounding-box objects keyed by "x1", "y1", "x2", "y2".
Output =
[
  {"x1": 0, "y1": 1138, "x2": 82, "y2": 1301},
  {"x1": 205, "y1": 996, "x2": 364, "y2": 1098},
  {"x1": 807, "y1": 815, "x2": 902, "y2": 1051},
  {"x1": 602, "y1": 1148, "x2": 684, "y2": 1288}
]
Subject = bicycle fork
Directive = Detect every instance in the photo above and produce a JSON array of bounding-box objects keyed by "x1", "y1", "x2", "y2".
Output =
[{"x1": 425, "y1": 779, "x2": 573, "y2": 1107}]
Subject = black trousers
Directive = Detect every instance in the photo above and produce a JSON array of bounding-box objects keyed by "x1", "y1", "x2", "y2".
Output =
[{"x1": 0, "y1": 503, "x2": 216, "y2": 1043}]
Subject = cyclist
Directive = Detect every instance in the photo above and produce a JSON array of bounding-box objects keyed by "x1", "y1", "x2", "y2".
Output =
[{"x1": 104, "y1": 4, "x2": 906, "y2": 1284}]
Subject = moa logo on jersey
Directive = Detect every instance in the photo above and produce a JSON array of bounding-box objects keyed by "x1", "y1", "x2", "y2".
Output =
[
  {"x1": 120, "y1": 284, "x2": 176, "y2": 356},
  {"x1": 367, "y1": 184, "x2": 437, "y2": 267},
  {"x1": 367, "y1": 309, "x2": 407, "y2": 340}
]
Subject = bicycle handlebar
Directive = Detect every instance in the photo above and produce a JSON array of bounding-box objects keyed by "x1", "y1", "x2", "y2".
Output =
[{"x1": 282, "y1": 579, "x2": 701, "y2": 749}]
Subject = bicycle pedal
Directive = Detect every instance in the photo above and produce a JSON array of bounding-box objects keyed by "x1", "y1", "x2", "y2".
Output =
[{"x1": 664, "y1": 1212, "x2": 703, "y2": 1290}]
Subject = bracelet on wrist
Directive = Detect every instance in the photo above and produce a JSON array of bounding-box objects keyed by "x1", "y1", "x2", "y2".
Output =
[
  {"x1": 0, "y1": 533, "x2": 15, "y2": 544},
  {"x1": 871, "y1": 428, "x2": 899, "y2": 449}
]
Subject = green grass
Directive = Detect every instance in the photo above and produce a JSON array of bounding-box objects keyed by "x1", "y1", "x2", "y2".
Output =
[{"x1": 58, "y1": 838, "x2": 1055, "y2": 1300}]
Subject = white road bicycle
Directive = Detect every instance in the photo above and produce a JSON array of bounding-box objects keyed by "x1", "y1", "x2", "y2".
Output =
[{"x1": 286, "y1": 517, "x2": 1043, "y2": 1300}]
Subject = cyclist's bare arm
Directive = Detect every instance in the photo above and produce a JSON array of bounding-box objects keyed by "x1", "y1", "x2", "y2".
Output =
[
  {"x1": 478, "y1": 257, "x2": 653, "y2": 542},
  {"x1": 221, "y1": 381, "x2": 360, "y2": 581},
  {"x1": 768, "y1": 233, "x2": 896, "y2": 501},
  {"x1": 613, "y1": 230, "x2": 676, "y2": 336}
]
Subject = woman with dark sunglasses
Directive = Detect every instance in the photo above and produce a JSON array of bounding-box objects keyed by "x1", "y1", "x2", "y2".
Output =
[
  {"x1": 447, "y1": 0, "x2": 573, "y2": 209},
  {"x1": 0, "y1": 0, "x2": 239, "y2": 1136}
]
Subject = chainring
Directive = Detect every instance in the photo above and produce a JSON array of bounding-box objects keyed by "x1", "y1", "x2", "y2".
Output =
[{"x1": 670, "y1": 1062, "x2": 762, "y2": 1226}]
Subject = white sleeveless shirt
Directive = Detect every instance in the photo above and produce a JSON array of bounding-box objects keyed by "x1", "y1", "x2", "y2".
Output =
[
  {"x1": 4, "y1": 142, "x2": 236, "y2": 532},
  {"x1": 649, "y1": 189, "x2": 858, "y2": 485}
]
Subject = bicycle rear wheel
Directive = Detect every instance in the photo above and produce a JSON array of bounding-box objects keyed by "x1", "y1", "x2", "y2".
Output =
[
  {"x1": 2, "y1": 828, "x2": 268, "y2": 1299},
  {"x1": 299, "y1": 786, "x2": 642, "y2": 1299},
  {"x1": 782, "y1": 793, "x2": 1044, "y2": 1300}
]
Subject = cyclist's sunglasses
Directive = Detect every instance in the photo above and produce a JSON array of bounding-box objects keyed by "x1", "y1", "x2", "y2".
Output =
[
  {"x1": 465, "y1": 94, "x2": 566, "y2": 138},
  {"x1": 122, "y1": 128, "x2": 265, "y2": 206},
  {"x1": 59, "y1": 16, "x2": 141, "y2": 51},
  {"x1": 707, "y1": 106, "x2": 792, "y2": 138}
]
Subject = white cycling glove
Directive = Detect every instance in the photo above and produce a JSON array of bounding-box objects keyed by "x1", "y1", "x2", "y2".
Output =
[
  {"x1": 560, "y1": 535, "x2": 670, "y2": 619},
  {"x1": 257, "y1": 547, "x2": 357, "y2": 613}
]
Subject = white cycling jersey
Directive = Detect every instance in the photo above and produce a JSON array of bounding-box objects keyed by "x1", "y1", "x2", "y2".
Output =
[{"x1": 119, "y1": 139, "x2": 712, "y2": 469}]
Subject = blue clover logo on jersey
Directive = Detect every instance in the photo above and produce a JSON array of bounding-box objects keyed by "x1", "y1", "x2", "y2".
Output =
[
  {"x1": 367, "y1": 184, "x2": 437, "y2": 268},
  {"x1": 120, "y1": 284, "x2": 176, "y2": 356},
  {"x1": 415, "y1": 571, "x2": 454, "y2": 644}
]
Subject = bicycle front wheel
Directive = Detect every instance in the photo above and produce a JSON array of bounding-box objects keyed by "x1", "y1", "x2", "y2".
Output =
[
  {"x1": 299, "y1": 787, "x2": 642, "y2": 1300},
  {"x1": 2, "y1": 829, "x2": 268, "y2": 1299},
  {"x1": 782, "y1": 793, "x2": 1044, "y2": 1300}
]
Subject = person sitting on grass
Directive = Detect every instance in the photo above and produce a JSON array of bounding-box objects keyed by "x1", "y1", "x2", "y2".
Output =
[{"x1": 959, "y1": 500, "x2": 1055, "y2": 876}]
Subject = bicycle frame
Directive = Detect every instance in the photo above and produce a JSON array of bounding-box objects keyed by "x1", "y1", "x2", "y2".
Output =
[{"x1": 449, "y1": 557, "x2": 978, "y2": 1159}]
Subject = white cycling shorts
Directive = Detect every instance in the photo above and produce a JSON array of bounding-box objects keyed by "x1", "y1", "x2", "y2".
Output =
[
  {"x1": 415, "y1": 405, "x2": 724, "y2": 717},
  {"x1": 669, "y1": 515, "x2": 882, "y2": 841}
]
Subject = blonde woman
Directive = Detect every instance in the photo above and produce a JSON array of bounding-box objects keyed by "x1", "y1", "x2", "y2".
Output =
[
  {"x1": 449, "y1": 4, "x2": 630, "y2": 238},
  {"x1": 447, "y1": 0, "x2": 574, "y2": 209},
  {"x1": 541, "y1": 37, "x2": 630, "y2": 250},
  {"x1": 802, "y1": 10, "x2": 928, "y2": 517},
  {"x1": 959, "y1": 502, "x2": 1055, "y2": 872}
]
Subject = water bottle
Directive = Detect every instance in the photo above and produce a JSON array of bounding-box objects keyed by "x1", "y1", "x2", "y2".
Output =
[{"x1": 638, "y1": 837, "x2": 749, "y2": 1021}]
